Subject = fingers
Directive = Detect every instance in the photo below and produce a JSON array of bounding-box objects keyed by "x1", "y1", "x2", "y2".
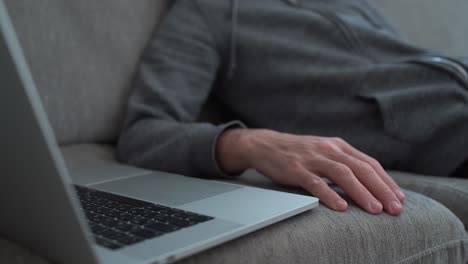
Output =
[
  {"x1": 336, "y1": 139, "x2": 405, "y2": 202},
  {"x1": 248, "y1": 132, "x2": 405, "y2": 216},
  {"x1": 332, "y1": 154, "x2": 403, "y2": 216},
  {"x1": 310, "y1": 159, "x2": 384, "y2": 214},
  {"x1": 297, "y1": 168, "x2": 348, "y2": 211}
]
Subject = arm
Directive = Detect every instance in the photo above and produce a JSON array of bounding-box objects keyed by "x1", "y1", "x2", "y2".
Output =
[
  {"x1": 118, "y1": 0, "x2": 242, "y2": 179},
  {"x1": 119, "y1": 0, "x2": 405, "y2": 215}
]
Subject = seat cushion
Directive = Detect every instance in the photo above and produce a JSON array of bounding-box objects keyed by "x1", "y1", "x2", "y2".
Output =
[
  {"x1": 389, "y1": 171, "x2": 468, "y2": 230},
  {"x1": 55, "y1": 144, "x2": 468, "y2": 263},
  {"x1": 1, "y1": 188, "x2": 467, "y2": 264}
]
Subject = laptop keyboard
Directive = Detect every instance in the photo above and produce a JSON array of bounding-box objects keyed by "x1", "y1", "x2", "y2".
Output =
[{"x1": 75, "y1": 185, "x2": 214, "y2": 250}]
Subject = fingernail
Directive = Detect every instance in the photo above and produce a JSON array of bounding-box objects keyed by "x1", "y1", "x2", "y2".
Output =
[
  {"x1": 390, "y1": 201, "x2": 403, "y2": 215},
  {"x1": 335, "y1": 200, "x2": 348, "y2": 211},
  {"x1": 396, "y1": 190, "x2": 406, "y2": 201},
  {"x1": 368, "y1": 201, "x2": 383, "y2": 213}
]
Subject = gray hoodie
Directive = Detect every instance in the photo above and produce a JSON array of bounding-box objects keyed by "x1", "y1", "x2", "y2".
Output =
[{"x1": 118, "y1": 0, "x2": 468, "y2": 178}]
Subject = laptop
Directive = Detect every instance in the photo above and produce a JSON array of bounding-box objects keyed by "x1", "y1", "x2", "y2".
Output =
[{"x1": 0, "y1": 2, "x2": 318, "y2": 264}]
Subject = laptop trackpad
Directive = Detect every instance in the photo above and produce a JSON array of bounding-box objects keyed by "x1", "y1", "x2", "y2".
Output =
[{"x1": 89, "y1": 171, "x2": 242, "y2": 206}]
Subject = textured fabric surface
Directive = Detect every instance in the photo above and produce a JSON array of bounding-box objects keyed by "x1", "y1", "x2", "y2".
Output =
[
  {"x1": 4, "y1": 0, "x2": 168, "y2": 144},
  {"x1": 177, "y1": 192, "x2": 468, "y2": 264},
  {"x1": 1, "y1": 144, "x2": 464, "y2": 264},
  {"x1": 389, "y1": 171, "x2": 468, "y2": 230},
  {"x1": 5, "y1": 189, "x2": 467, "y2": 264},
  {"x1": 1, "y1": 189, "x2": 467, "y2": 264},
  {"x1": 373, "y1": 0, "x2": 468, "y2": 56}
]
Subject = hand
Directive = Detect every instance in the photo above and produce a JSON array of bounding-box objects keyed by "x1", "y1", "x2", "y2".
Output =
[{"x1": 216, "y1": 129, "x2": 405, "y2": 215}]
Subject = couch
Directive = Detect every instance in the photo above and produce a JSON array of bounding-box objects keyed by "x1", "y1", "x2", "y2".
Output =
[{"x1": 1, "y1": 0, "x2": 468, "y2": 263}]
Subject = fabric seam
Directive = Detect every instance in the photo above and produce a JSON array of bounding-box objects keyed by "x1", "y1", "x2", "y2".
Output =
[
  {"x1": 393, "y1": 239, "x2": 468, "y2": 264},
  {"x1": 399, "y1": 177, "x2": 468, "y2": 201}
]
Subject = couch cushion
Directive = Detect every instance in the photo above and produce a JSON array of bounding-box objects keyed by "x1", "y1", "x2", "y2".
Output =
[
  {"x1": 1, "y1": 188, "x2": 467, "y2": 264},
  {"x1": 373, "y1": 0, "x2": 468, "y2": 56},
  {"x1": 389, "y1": 171, "x2": 468, "y2": 230},
  {"x1": 4, "y1": 0, "x2": 168, "y2": 145},
  {"x1": 56, "y1": 144, "x2": 468, "y2": 263}
]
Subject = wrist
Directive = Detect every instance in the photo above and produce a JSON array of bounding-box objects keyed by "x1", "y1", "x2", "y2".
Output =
[{"x1": 216, "y1": 128, "x2": 254, "y2": 174}]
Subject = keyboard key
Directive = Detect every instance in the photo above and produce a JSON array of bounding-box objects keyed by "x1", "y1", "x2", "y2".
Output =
[
  {"x1": 95, "y1": 207, "x2": 113, "y2": 215},
  {"x1": 146, "y1": 221, "x2": 180, "y2": 233},
  {"x1": 90, "y1": 190, "x2": 153, "y2": 207},
  {"x1": 131, "y1": 228, "x2": 163, "y2": 239},
  {"x1": 116, "y1": 235, "x2": 145, "y2": 246},
  {"x1": 114, "y1": 222, "x2": 135, "y2": 232},
  {"x1": 103, "y1": 209, "x2": 122, "y2": 219},
  {"x1": 91, "y1": 226, "x2": 115, "y2": 238},
  {"x1": 143, "y1": 204, "x2": 172, "y2": 213},
  {"x1": 116, "y1": 204, "x2": 133, "y2": 212},
  {"x1": 171, "y1": 211, "x2": 198, "y2": 219},
  {"x1": 95, "y1": 237, "x2": 122, "y2": 250},
  {"x1": 130, "y1": 216, "x2": 152, "y2": 226},
  {"x1": 103, "y1": 231, "x2": 131, "y2": 242},
  {"x1": 115, "y1": 212, "x2": 134, "y2": 222},
  {"x1": 129, "y1": 208, "x2": 147, "y2": 215},
  {"x1": 164, "y1": 216, "x2": 194, "y2": 228},
  {"x1": 188, "y1": 215, "x2": 214, "y2": 223},
  {"x1": 100, "y1": 217, "x2": 121, "y2": 228},
  {"x1": 139, "y1": 211, "x2": 160, "y2": 219}
]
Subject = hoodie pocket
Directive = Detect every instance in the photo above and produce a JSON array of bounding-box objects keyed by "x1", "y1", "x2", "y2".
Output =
[{"x1": 356, "y1": 64, "x2": 468, "y2": 143}]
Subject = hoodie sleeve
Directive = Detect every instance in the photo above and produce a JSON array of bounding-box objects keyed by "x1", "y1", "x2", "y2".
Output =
[{"x1": 117, "y1": 0, "x2": 245, "y2": 178}]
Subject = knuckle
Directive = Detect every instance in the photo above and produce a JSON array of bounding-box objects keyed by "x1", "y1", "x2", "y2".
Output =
[
  {"x1": 303, "y1": 177, "x2": 324, "y2": 189},
  {"x1": 286, "y1": 155, "x2": 304, "y2": 173},
  {"x1": 357, "y1": 162, "x2": 374, "y2": 174},
  {"x1": 367, "y1": 158, "x2": 381, "y2": 168},
  {"x1": 331, "y1": 163, "x2": 353, "y2": 176},
  {"x1": 318, "y1": 140, "x2": 339, "y2": 154},
  {"x1": 332, "y1": 137, "x2": 346, "y2": 145}
]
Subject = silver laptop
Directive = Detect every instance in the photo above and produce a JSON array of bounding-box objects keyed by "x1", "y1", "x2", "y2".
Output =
[{"x1": 0, "y1": 2, "x2": 318, "y2": 264}]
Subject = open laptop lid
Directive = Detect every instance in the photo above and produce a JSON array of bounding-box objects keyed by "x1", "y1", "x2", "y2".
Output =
[{"x1": 0, "y1": 1, "x2": 99, "y2": 263}]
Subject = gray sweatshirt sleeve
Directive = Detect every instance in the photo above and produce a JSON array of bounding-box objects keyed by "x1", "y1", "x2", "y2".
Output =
[{"x1": 117, "y1": 0, "x2": 244, "y2": 178}]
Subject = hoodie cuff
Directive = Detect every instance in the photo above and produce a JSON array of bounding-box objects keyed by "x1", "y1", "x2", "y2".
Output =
[{"x1": 192, "y1": 120, "x2": 247, "y2": 179}]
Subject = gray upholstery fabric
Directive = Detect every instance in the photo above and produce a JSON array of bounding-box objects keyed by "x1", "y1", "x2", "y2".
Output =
[
  {"x1": 389, "y1": 171, "x2": 468, "y2": 230},
  {"x1": 178, "y1": 195, "x2": 468, "y2": 264},
  {"x1": 1, "y1": 144, "x2": 466, "y2": 264},
  {"x1": 373, "y1": 0, "x2": 468, "y2": 57},
  {"x1": 4, "y1": 0, "x2": 168, "y2": 144},
  {"x1": 233, "y1": 170, "x2": 468, "y2": 231},
  {"x1": 5, "y1": 192, "x2": 467, "y2": 264}
]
